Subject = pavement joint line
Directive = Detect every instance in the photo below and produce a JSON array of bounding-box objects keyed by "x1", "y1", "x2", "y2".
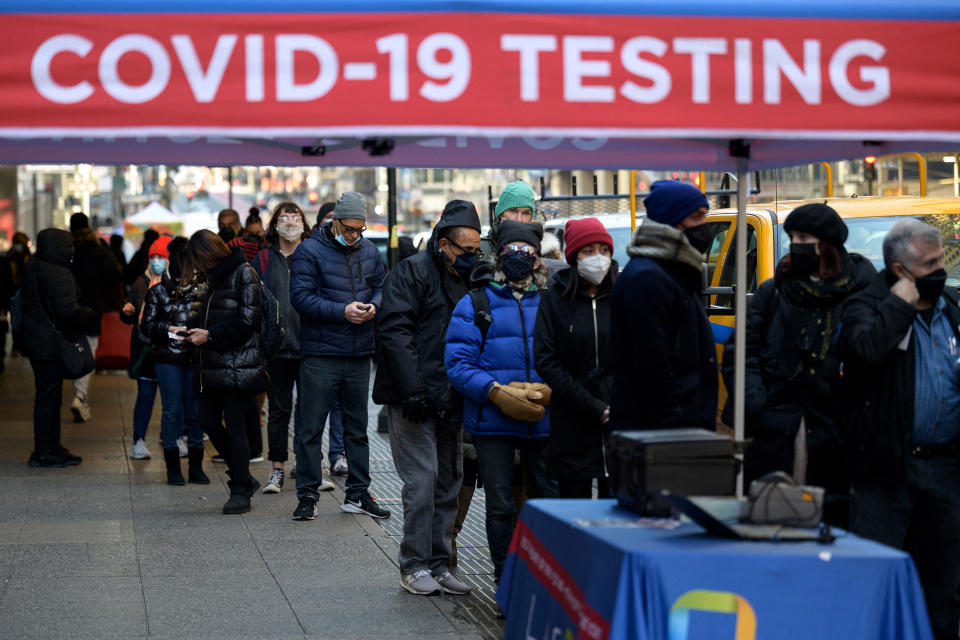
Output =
[{"x1": 125, "y1": 441, "x2": 151, "y2": 637}]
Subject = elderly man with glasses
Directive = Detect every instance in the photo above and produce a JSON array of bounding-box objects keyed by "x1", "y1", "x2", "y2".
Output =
[{"x1": 289, "y1": 192, "x2": 389, "y2": 521}]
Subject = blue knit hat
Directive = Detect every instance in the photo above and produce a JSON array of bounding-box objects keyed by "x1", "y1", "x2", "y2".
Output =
[
  {"x1": 643, "y1": 180, "x2": 709, "y2": 227},
  {"x1": 495, "y1": 181, "x2": 536, "y2": 217}
]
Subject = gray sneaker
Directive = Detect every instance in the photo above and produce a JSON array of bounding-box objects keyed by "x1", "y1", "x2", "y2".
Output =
[
  {"x1": 435, "y1": 571, "x2": 472, "y2": 595},
  {"x1": 176, "y1": 436, "x2": 188, "y2": 458},
  {"x1": 332, "y1": 456, "x2": 348, "y2": 476},
  {"x1": 130, "y1": 439, "x2": 151, "y2": 460},
  {"x1": 401, "y1": 570, "x2": 442, "y2": 595}
]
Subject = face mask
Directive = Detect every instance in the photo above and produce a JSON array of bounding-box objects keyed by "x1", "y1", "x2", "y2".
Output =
[
  {"x1": 335, "y1": 233, "x2": 357, "y2": 247},
  {"x1": 910, "y1": 267, "x2": 947, "y2": 301},
  {"x1": 452, "y1": 252, "x2": 476, "y2": 279},
  {"x1": 149, "y1": 257, "x2": 167, "y2": 275},
  {"x1": 789, "y1": 242, "x2": 820, "y2": 275},
  {"x1": 278, "y1": 223, "x2": 303, "y2": 242},
  {"x1": 577, "y1": 254, "x2": 612, "y2": 286},
  {"x1": 684, "y1": 224, "x2": 714, "y2": 254},
  {"x1": 501, "y1": 252, "x2": 538, "y2": 282}
]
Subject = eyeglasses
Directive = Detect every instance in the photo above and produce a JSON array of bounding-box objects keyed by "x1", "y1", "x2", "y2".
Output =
[
  {"x1": 447, "y1": 237, "x2": 483, "y2": 258},
  {"x1": 277, "y1": 214, "x2": 301, "y2": 223},
  {"x1": 502, "y1": 243, "x2": 539, "y2": 257},
  {"x1": 339, "y1": 223, "x2": 366, "y2": 236}
]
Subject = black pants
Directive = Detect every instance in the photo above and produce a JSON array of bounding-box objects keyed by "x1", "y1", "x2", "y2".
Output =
[
  {"x1": 851, "y1": 455, "x2": 960, "y2": 640},
  {"x1": 557, "y1": 477, "x2": 611, "y2": 500},
  {"x1": 199, "y1": 387, "x2": 256, "y2": 494},
  {"x1": 266, "y1": 357, "x2": 299, "y2": 463},
  {"x1": 30, "y1": 358, "x2": 62, "y2": 453},
  {"x1": 245, "y1": 397, "x2": 262, "y2": 458}
]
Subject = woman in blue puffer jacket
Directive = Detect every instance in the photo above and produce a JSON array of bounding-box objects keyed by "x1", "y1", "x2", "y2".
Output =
[{"x1": 445, "y1": 220, "x2": 553, "y2": 582}]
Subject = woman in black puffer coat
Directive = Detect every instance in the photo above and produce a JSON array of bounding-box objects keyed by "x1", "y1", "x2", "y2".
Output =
[
  {"x1": 182, "y1": 230, "x2": 267, "y2": 514},
  {"x1": 140, "y1": 236, "x2": 210, "y2": 487},
  {"x1": 722, "y1": 203, "x2": 875, "y2": 526},
  {"x1": 534, "y1": 218, "x2": 616, "y2": 499}
]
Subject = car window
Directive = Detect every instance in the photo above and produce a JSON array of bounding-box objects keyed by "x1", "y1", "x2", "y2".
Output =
[
  {"x1": 778, "y1": 214, "x2": 960, "y2": 287},
  {"x1": 706, "y1": 221, "x2": 731, "y2": 285},
  {"x1": 717, "y1": 223, "x2": 758, "y2": 307}
]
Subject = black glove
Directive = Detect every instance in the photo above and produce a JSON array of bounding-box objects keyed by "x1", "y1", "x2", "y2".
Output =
[{"x1": 401, "y1": 391, "x2": 430, "y2": 424}]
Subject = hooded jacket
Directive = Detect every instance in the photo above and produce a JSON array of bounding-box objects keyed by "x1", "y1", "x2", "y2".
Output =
[
  {"x1": 71, "y1": 231, "x2": 122, "y2": 335},
  {"x1": 609, "y1": 220, "x2": 718, "y2": 431},
  {"x1": 534, "y1": 266, "x2": 615, "y2": 479},
  {"x1": 372, "y1": 202, "x2": 479, "y2": 410},
  {"x1": 253, "y1": 245, "x2": 301, "y2": 359},
  {"x1": 445, "y1": 268, "x2": 549, "y2": 439},
  {"x1": 197, "y1": 248, "x2": 267, "y2": 393},
  {"x1": 290, "y1": 223, "x2": 385, "y2": 358},
  {"x1": 18, "y1": 229, "x2": 96, "y2": 361}
]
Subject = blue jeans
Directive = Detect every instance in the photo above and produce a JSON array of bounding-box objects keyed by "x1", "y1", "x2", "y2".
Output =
[
  {"x1": 132, "y1": 378, "x2": 158, "y2": 443},
  {"x1": 297, "y1": 356, "x2": 371, "y2": 501},
  {"x1": 155, "y1": 362, "x2": 202, "y2": 450},
  {"x1": 328, "y1": 400, "x2": 345, "y2": 463},
  {"x1": 473, "y1": 434, "x2": 551, "y2": 580}
]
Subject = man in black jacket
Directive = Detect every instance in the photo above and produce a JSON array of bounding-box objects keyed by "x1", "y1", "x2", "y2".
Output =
[
  {"x1": 372, "y1": 200, "x2": 480, "y2": 596},
  {"x1": 609, "y1": 180, "x2": 717, "y2": 431},
  {"x1": 69, "y1": 213, "x2": 122, "y2": 422},
  {"x1": 841, "y1": 219, "x2": 960, "y2": 640},
  {"x1": 18, "y1": 229, "x2": 96, "y2": 467}
]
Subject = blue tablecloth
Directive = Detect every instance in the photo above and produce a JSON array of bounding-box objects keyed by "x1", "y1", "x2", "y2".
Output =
[{"x1": 497, "y1": 499, "x2": 933, "y2": 640}]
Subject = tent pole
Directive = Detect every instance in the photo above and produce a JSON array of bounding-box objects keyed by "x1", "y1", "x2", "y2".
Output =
[
  {"x1": 733, "y1": 150, "x2": 749, "y2": 498},
  {"x1": 228, "y1": 166, "x2": 234, "y2": 209},
  {"x1": 387, "y1": 166, "x2": 398, "y2": 269}
]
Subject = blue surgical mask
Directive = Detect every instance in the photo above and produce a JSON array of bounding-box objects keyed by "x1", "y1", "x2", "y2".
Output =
[
  {"x1": 335, "y1": 234, "x2": 352, "y2": 247},
  {"x1": 149, "y1": 257, "x2": 167, "y2": 275}
]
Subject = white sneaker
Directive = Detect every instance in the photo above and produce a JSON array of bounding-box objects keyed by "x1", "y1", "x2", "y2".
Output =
[
  {"x1": 262, "y1": 469, "x2": 284, "y2": 494},
  {"x1": 249, "y1": 456, "x2": 264, "y2": 463},
  {"x1": 332, "y1": 456, "x2": 348, "y2": 476},
  {"x1": 401, "y1": 570, "x2": 442, "y2": 595},
  {"x1": 70, "y1": 396, "x2": 91, "y2": 423},
  {"x1": 177, "y1": 436, "x2": 188, "y2": 458},
  {"x1": 130, "y1": 439, "x2": 151, "y2": 460},
  {"x1": 319, "y1": 478, "x2": 335, "y2": 492}
]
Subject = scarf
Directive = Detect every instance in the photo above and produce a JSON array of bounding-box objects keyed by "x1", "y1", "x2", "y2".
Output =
[
  {"x1": 626, "y1": 217, "x2": 705, "y2": 272},
  {"x1": 774, "y1": 253, "x2": 858, "y2": 380}
]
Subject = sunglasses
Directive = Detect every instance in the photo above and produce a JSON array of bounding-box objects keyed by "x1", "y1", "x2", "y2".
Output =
[{"x1": 501, "y1": 243, "x2": 539, "y2": 257}]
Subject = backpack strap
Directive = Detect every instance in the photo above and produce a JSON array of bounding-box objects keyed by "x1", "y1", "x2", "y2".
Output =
[{"x1": 468, "y1": 287, "x2": 493, "y2": 354}]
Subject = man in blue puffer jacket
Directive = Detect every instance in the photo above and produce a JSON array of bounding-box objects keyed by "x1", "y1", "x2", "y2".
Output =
[
  {"x1": 290, "y1": 192, "x2": 389, "y2": 521},
  {"x1": 445, "y1": 220, "x2": 553, "y2": 581}
]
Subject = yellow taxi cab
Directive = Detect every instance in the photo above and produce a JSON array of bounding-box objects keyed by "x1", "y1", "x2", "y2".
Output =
[{"x1": 704, "y1": 196, "x2": 960, "y2": 415}]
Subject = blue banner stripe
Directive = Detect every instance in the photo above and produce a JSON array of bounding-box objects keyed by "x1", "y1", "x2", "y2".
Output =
[
  {"x1": 711, "y1": 322, "x2": 734, "y2": 345},
  {"x1": 4, "y1": 0, "x2": 960, "y2": 18}
]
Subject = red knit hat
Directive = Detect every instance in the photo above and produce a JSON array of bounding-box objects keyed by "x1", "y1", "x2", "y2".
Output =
[
  {"x1": 563, "y1": 218, "x2": 613, "y2": 262},
  {"x1": 148, "y1": 235, "x2": 173, "y2": 259}
]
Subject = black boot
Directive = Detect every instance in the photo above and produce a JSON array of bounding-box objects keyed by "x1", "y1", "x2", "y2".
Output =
[
  {"x1": 223, "y1": 488, "x2": 251, "y2": 514},
  {"x1": 163, "y1": 448, "x2": 185, "y2": 486},
  {"x1": 187, "y1": 448, "x2": 209, "y2": 484}
]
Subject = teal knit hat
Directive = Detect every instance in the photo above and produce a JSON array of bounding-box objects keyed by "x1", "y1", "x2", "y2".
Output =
[{"x1": 495, "y1": 181, "x2": 536, "y2": 217}]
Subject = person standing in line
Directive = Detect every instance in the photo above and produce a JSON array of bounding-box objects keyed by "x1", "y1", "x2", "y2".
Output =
[
  {"x1": 120, "y1": 235, "x2": 170, "y2": 460},
  {"x1": 289, "y1": 192, "x2": 388, "y2": 521},
  {"x1": 69, "y1": 213, "x2": 122, "y2": 423},
  {"x1": 182, "y1": 230, "x2": 267, "y2": 514},
  {"x1": 534, "y1": 218, "x2": 617, "y2": 499},
  {"x1": 124, "y1": 229, "x2": 159, "y2": 287},
  {"x1": 374, "y1": 199, "x2": 481, "y2": 595},
  {"x1": 255, "y1": 202, "x2": 333, "y2": 495},
  {"x1": 445, "y1": 220, "x2": 553, "y2": 583},
  {"x1": 841, "y1": 219, "x2": 960, "y2": 639},
  {"x1": 316, "y1": 201, "x2": 348, "y2": 476},
  {"x1": 723, "y1": 204, "x2": 874, "y2": 524},
  {"x1": 17, "y1": 229, "x2": 96, "y2": 467},
  {"x1": 139, "y1": 235, "x2": 210, "y2": 486},
  {"x1": 609, "y1": 180, "x2": 718, "y2": 431}
]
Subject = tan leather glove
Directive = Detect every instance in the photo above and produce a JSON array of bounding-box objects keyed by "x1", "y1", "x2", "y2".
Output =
[
  {"x1": 488, "y1": 383, "x2": 546, "y2": 422},
  {"x1": 508, "y1": 381, "x2": 553, "y2": 407}
]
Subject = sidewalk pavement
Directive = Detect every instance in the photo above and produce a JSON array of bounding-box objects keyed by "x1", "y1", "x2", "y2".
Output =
[{"x1": 0, "y1": 354, "x2": 504, "y2": 639}]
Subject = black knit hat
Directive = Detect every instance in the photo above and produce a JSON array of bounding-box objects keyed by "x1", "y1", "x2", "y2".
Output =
[
  {"x1": 783, "y1": 203, "x2": 848, "y2": 248},
  {"x1": 498, "y1": 220, "x2": 543, "y2": 253},
  {"x1": 69, "y1": 212, "x2": 90, "y2": 232}
]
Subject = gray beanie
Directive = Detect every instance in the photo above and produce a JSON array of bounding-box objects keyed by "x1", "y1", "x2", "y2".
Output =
[{"x1": 333, "y1": 192, "x2": 367, "y2": 220}]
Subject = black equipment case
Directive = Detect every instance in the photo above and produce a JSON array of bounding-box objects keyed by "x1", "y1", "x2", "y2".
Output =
[{"x1": 607, "y1": 428, "x2": 737, "y2": 515}]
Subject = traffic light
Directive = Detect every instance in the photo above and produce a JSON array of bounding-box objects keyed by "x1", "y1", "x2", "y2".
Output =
[{"x1": 864, "y1": 156, "x2": 878, "y2": 182}]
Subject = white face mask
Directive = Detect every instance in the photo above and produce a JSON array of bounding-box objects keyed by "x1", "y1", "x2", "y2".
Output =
[
  {"x1": 577, "y1": 253, "x2": 612, "y2": 285},
  {"x1": 278, "y1": 223, "x2": 303, "y2": 242}
]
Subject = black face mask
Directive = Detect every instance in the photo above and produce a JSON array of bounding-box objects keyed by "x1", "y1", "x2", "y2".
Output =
[
  {"x1": 911, "y1": 267, "x2": 947, "y2": 301},
  {"x1": 789, "y1": 242, "x2": 820, "y2": 275},
  {"x1": 684, "y1": 224, "x2": 713, "y2": 254},
  {"x1": 451, "y1": 252, "x2": 476, "y2": 279},
  {"x1": 501, "y1": 252, "x2": 537, "y2": 282}
]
